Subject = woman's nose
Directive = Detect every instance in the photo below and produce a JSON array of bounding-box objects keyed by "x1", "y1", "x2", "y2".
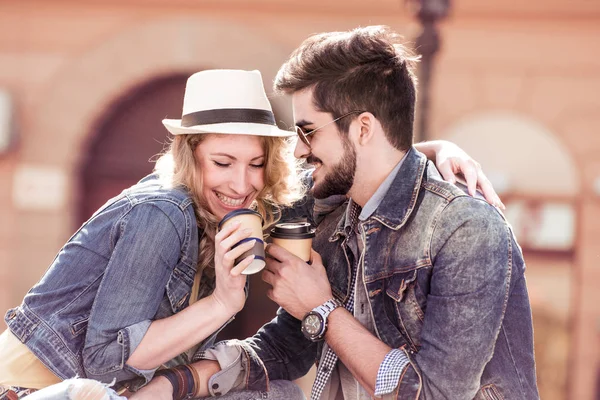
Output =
[{"x1": 229, "y1": 170, "x2": 250, "y2": 194}]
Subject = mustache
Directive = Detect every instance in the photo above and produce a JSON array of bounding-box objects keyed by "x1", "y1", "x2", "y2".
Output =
[{"x1": 306, "y1": 155, "x2": 322, "y2": 165}]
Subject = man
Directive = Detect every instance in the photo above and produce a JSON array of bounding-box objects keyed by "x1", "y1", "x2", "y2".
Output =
[{"x1": 138, "y1": 26, "x2": 538, "y2": 399}]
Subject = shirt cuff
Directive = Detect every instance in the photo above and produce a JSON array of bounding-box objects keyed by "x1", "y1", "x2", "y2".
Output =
[
  {"x1": 374, "y1": 349, "x2": 410, "y2": 396},
  {"x1": 120, "y1": 319, "x2": 157, "y2": 383},
  {"x1": 197, "y1": 341, "x2": 246, "y2": 396}
]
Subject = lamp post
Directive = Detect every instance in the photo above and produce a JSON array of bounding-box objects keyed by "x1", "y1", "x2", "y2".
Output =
[
  {"x1": 0, "y1": 89, "x2": 15, "y2": 155},
  {"x1": 405, "y1": 0, "x2": 451, "y2": 142}
]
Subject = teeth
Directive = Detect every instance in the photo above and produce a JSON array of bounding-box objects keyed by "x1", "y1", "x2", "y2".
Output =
[{"x1": 216, "y1": 192, "x2": 245, "y2": 207}]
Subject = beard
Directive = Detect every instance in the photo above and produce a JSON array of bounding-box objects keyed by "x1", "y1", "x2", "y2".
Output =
[{"x1": 311, "y1": 138, "x2": 357, "y2": 199}]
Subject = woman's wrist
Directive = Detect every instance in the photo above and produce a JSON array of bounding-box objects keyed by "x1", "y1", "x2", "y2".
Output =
[
  {"x1": 148, "y1": 375, "x2": 174, "y2": 397},
  {"x1": 208, "y1": 291, "x2": 242, "y2": 317},
  {"x1": 414, "y1": 140, "x2": 444, "y2": 161},
  {"x1": 190, "y1": 360, "x2": 222, "y2": 397}
]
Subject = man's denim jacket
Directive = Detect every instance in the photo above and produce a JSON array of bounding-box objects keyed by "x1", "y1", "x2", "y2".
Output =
[
  {"x1": 4, "y1": 174, "x2": 223, "y2": 388},
  {"x1": 232, "y1": 149, "x2": 539, "y2": 399}
]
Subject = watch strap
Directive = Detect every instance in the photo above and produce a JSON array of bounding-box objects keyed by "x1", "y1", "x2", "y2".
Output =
[{"x1": 314, "y1": 298, "x2": 342, "y2": 319}]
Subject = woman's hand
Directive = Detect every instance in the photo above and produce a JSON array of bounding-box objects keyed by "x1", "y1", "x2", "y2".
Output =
[
  {"x1": 210, "y1": 220, "x2": 256, "y2": 316},
  {"x1": 128, "y1": 376, "x2": 173, "y2": 400},
  {"x1": 417, "y1": 140, "x2": 505, "y2": 209}
]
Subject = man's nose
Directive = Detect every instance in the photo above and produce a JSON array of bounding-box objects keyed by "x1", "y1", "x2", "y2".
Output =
[{"x1": 294, "y1": 138, "x2": 310, "y2": 160}]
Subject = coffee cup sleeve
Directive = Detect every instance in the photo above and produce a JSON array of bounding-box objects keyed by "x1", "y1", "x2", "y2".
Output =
[{"x1": 234, "y1": 237, "x2": 265, "y2": 264}]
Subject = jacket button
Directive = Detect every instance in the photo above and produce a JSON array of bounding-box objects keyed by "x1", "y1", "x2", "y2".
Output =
[{"x1": 212, "y1": 383, "x2": 219, "y2": 390}]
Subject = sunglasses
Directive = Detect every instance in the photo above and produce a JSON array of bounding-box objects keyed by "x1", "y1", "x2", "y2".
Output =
[{"x1": 294, "y1": 110, "x2": 365, "y2": 148}]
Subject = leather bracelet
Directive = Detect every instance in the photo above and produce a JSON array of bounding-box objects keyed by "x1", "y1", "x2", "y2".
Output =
[
  {"x1": 155, "y1": 365, "x2": 197, "y2": 400},
  {"x1": 155, "y1": 369, "x2": 180, "y2": 400},
  {"x1": 187, "y1": 364, "x2": 201, "y2": 397}
]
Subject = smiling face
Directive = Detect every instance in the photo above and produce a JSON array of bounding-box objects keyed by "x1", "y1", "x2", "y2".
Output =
[
  {"x1": 292, "y1": 88, "x2": 357, "y2": 199},
  {"x1": 194, "y1": 134, "x2": 266, "y2": 220}
]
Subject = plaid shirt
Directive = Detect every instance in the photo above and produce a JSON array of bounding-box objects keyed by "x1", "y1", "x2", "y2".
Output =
[
  {"x1": 375, "y1": 349, "x2": 410, "y2": 396},
  {"x1": 312, "y1": 177, "x2": 410, "y2": 399},
  {"x1": 309, "y1": 238, "x2": 358, "y2": 399}
]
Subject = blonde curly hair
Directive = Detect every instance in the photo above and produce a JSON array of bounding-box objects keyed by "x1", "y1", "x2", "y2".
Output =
[{"x1": 154, "y1": 134, "x2": 304, "y2": 274}]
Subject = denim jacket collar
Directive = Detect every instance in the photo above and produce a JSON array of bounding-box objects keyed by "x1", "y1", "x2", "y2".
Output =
[{"x1": 329, "y1": 147, "x2": 426, "y2": 241}]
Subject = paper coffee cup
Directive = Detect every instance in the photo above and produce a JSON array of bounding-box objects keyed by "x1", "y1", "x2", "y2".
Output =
[
  {"x1": 218, "y1": 209, "x2": 265, "y2": 274},
  {"x1": 269, "y1": 222, "x2": 316, "y2": 262}
]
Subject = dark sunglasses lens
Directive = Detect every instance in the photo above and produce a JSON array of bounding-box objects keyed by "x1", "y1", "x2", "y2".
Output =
[{"x1": 295, "y1": 127, "x2": 310, "y2": 147}]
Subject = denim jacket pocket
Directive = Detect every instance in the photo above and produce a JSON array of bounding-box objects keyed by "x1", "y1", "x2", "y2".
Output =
[
  {"x1": 476, "y1": 384, "x2": 505, "y2": 400},
  {"x1": 166, "y1": 264, "x2": 194, "y2": 313},
  {"x1": 385, "y1": 269, "x2": 426, "y2": 352}
]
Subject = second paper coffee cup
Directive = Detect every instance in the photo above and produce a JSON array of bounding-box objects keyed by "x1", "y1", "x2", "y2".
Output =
[
  {"x1": 218, "y1": 209, "x2": 265, "y2": 274},
  {"x1": 269, "y1": 222, "x2": 316, "y2": 262}
]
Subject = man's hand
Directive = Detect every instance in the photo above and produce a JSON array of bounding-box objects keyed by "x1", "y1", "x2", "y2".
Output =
[{"x1": 262, "y1": 246, "x2": 333, "y2": 319}]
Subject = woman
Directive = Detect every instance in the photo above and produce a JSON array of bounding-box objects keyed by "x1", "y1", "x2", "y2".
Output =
[{"x1": 0, "y1": 70, "x2": 500, "y2": 400}]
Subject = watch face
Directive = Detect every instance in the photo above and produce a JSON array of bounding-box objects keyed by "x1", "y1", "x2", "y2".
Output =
[{"x1": 303, "y1": 314, "x2": 322, "y2": 336}]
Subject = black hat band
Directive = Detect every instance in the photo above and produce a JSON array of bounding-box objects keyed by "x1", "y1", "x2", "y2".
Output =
[{"x1": 182, "y1": 108, "x2": 276, "y2": 127}]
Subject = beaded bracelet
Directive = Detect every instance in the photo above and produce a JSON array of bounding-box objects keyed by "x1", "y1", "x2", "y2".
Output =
[{"x1": 155, "y1": 365, "x2": 198, "y2": 400}]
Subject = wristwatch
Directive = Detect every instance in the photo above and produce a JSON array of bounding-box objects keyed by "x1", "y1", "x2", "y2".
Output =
[{"x1": 301, "y1": 298, "x2": 343, "y2": 342}]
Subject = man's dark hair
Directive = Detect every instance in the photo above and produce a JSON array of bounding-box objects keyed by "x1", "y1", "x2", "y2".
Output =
[{"x1": 274, "y1": 25, "x2": 419, "y2": 151}]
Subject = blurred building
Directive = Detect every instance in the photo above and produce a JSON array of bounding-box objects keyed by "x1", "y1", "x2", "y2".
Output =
[{"x1": 0, "y1": 1, "x2": 599, "y2": 398}]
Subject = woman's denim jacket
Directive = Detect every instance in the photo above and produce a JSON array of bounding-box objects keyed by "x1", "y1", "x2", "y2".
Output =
[
  {"x1": 4, "y1": 174, "x2": 223, "y2": 388},
  {"x1": 233, "y1": 149, "x2": 539, "y2": 399}
]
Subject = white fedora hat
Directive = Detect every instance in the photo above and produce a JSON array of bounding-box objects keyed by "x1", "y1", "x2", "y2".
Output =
[{"x1": 162, "y1": 69, "x2": 294, "y2": 137}]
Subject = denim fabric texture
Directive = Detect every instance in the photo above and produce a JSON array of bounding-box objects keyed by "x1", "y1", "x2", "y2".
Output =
[
  {"x1": 1, "y1": 380, "x2": 304, "y2": 400},
  {"x1": 4, "y1": 174, "x2": 226, "y2": 390},
  {"x1": 233, "y1": 148, "x2": 539, "y2": 399},
  {"x1": 196, "y1": 380, "x2": 306, "y2": 400}
]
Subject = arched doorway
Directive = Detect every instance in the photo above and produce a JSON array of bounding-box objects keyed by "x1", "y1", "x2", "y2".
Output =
[
  {"x1": 78, "y1": 73, "x2": 280, "y2": 341},
  {"x1": 78, "y1": 74, "x2": 187, "y2": 223}
]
